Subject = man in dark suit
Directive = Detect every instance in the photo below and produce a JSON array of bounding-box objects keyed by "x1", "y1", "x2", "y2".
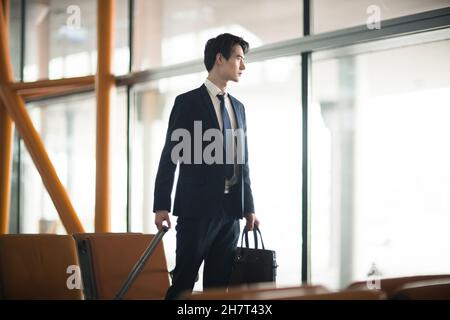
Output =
[{"x1": 153, "y1": 33, "x2": 259, "y2": 300}]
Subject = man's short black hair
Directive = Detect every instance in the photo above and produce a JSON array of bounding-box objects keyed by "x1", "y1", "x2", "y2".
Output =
[{"x1": 204, "y1": 33, "x2": 249, "y2": 72}]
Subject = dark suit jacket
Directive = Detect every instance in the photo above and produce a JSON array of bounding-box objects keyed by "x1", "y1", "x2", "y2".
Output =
[{"x1": 153, "y1": 84, "x2": 255, "y2": 219}]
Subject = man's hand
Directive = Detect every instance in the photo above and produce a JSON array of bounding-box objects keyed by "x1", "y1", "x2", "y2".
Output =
[
  {"x1": 244, "y1": 213, "x2": 260, "y2": 231},
  {"x1": 155, "y1": 210, "x2": 171, "y2": 231}
]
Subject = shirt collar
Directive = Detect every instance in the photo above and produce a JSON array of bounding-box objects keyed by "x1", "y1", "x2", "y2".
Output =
[{"x1": 205, "y1": 78, "x2": 227, "y2": 98}]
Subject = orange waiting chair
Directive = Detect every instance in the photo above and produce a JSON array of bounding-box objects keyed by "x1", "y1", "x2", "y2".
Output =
[
  {"x1": 347, "y1": 274, "x2": 450, "y2": 299},
  {"x1": 279, "y1": 289, "x2": 386, "y2": 300},
  {"x1": 184, "y1": 283, "x2": 386, "y2": 300},
  {"x1": 390, "y1": 278, "x2": 450, "y2": 300},
  {"x1": 0, "y1": 234, "x2": 83, "y2": 299},
  {"x1": 183, "y1": 284, "x2": 330, "y2": 300}
]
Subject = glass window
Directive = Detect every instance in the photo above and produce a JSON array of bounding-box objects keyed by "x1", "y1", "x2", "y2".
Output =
[
  {"x1": 24, "y1": 0, "x2": 129, "y2": 81},
  {"x1": 20, "y1": 89, "x2": 127, "y2": 234},
  {"x1": 8, "y1": 0, "x2": 23, "y2": 80},
  {"x1": 311, "y1": 32, "x2": 450, "y2": 290},
  {"x1": 313, "y1": 0, "x2": 450, "y2": 34},
  {"x1": 9, "y1": 132, "x2": 20, "y2": 234},
  {"x1": 133, "y1": 0, "x2": 302, "y2": 70},
  {"x1": 131, "y1": 55, "x2": 302, "y2": 289},
  {"x1": 110, "y1": 89, "x2": 128, "y2": 232},
  {"x1": 114, "y1": 0, "x2": 130, "y2": 75},
  {"x1": 8, "y1": 0, "x2": 23, "y2": 233}
]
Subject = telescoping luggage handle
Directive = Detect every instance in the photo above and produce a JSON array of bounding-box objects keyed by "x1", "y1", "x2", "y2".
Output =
[
  {"x1": 240, "y1": 226, "x2": 265, "y2": 250},
  {"x1": 115, "y1": 226, "x2": 169, "y2": 300}
]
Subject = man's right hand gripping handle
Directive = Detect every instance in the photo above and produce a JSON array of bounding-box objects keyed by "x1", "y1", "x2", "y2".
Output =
[{"x1": 155, "y1": 210, "x2": 171, "y2": 231}]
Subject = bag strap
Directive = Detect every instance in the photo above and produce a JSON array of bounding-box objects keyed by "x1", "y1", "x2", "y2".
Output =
[
  {"x1": 240, "y1": 226, "x2": 265, "y2": 250},
  {"x1": 254, "y1": 227, "x2": 265, "y2": 250},
  {"x1": 240, "y1": 229, "x2": 251, "y2": 248}
]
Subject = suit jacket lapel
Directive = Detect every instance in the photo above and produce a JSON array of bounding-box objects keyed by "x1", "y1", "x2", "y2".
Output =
[
  {"x1": 228, "y1": 94, "x2": 243, "y2": 129},
  {"x1": 228, "y1": 93, "x2": 246, "y2": 168},
  {"x1": 199, "y1": 84, "x2": 220, "y2": 130}
]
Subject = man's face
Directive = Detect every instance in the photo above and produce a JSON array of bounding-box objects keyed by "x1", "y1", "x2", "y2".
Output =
[{"x1": 219, "y1": 44, "x2": 246, "y2": 82}]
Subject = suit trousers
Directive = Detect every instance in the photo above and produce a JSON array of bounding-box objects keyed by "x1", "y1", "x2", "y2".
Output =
[{"x1": 165, "y1": 193, "x2": 240, "y2": 300}]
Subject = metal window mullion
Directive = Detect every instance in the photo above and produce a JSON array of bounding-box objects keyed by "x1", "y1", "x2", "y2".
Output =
[
  {"x1": 115, "y1": 7, "x2": 450, "y2": 86},
  {"x1": 126, "y1": 0, "x2": 134, "y2": 232},
  {"x1": 301, "y1": 0, "x2": 311, "y2": 285}
]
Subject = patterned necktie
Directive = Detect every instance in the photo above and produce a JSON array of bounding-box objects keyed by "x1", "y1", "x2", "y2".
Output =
[{"x1": 217, "y1": 94, "x2": 234, "y2": 179}]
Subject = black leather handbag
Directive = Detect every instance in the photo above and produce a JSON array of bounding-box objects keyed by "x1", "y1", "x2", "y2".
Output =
[{"x1": 229, "y1": 226, "x2": 277, "y2": 286}]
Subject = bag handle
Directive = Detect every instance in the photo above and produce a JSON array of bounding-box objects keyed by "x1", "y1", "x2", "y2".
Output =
[
  {"x1": 240, "y1": 226, "x2": 265, "y2": 250},
  {"x1": 254, "y1": 227, "x2": 265, "y2": 250},
  {"x1": 241, "y1": 227, "x2": 258, "y2": 249}
]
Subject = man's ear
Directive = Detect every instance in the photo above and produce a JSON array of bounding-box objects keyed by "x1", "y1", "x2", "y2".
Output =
[{"x1": 215, "y1": 53, "x2": 223, "y2": 65}]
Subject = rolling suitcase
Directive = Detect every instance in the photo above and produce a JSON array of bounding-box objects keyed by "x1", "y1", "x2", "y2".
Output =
[{"x1": 115, "y1": 226, "x2": 169, "y2": 300}]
